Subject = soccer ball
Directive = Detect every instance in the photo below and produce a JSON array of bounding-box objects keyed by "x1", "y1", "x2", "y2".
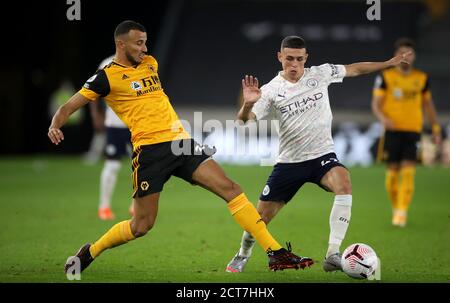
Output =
[{"x1": 341, "y1": 243, "x2": 378, "y2": 279}]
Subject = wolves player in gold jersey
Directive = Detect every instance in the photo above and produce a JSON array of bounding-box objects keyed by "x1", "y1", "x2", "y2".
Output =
[
  {"x1": 48, "y1": 20, "x2": 312, "y2": 274},
  {"x1": 372, "y1": 38, "x2": 441, "y2": 227}
]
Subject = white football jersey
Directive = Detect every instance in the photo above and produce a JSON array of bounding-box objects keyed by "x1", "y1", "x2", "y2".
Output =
[
  {"x1": 98, "y1": 56, "x2": 127, "y2": 128},
  {"x1": 252, "y1": 63, "x2": 346, "y2": 163}
]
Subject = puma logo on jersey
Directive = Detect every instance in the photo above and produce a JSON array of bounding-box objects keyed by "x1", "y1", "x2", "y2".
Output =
[{"x1": 275, "y1": 91, "x2": 286, "y2": 101}]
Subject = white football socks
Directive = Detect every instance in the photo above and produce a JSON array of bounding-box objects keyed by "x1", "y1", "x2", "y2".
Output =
[
  {"x1": 238, "y1": 231, "x2": 256, "y2": 257},
  {"x1": 327, "y1": 194, "x2": 352, "y2": 258},
  {"x1": 99, "y1": 159, "x2": 122, "y2": 209}
]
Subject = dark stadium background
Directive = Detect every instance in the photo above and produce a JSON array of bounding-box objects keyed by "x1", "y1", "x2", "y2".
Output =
[{"x1": 1, "y1": 0, "x2": 449, "y2": 154}]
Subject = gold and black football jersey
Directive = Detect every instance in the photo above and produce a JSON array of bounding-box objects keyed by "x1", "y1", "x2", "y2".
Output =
[
  {"x1": 373, "y1": 67, "x2": 432, "y2": 133},
  {"x1": 79, "y1": 55, "x2": 190, "y2": 150}
]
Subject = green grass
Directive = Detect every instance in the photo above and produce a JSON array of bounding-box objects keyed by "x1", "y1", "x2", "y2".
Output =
[{"x1": 0, "y1": 156, "x2": 449, "y2": 282}]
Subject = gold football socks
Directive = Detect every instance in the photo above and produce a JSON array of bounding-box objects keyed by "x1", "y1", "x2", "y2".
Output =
[
  {"x1": 397, "y1": 166, "x2": 415, "y2": 211},
  {"x1": 89, "y1": 220, "x2": 135, "y2": 258},
  {"x1": 385, "y1": 169, "x2": 399, "y2": 210},
  {"x1": 227, "y1": 193, "x2": 282, "y2": 252}
]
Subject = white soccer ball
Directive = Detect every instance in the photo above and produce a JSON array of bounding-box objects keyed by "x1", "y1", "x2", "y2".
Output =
[{"x1": 341, "y1": 243, "x2": 378, "y2": 279}]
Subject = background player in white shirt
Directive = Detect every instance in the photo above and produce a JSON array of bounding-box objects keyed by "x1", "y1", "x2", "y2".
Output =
[
  {"x1": 90, "y1": 56, "x2": 134, "y2": 220},
  {"x1": 226, "y1": 36, "x2": 411, "y2": 273}
]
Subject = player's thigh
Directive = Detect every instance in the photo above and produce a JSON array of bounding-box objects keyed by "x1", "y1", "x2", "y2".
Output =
[
  {"x1": 260, "y1": 163, "x2": 304, "y2": 204},
  {"x1": 400, "y1": 132, "x2": 421, "y2": 164},
  {"x1": 383, "y1": 131, "x2": 402, "y2": 163},
  {"x1": 320, "y1": 166, "x2": 352, "y2": 195},
  {"x1": 256, "y1": 200, "x2": 285, "y2": 224},
  {"x1": 132, "y1": 143, "x2": 179, "y2": 198},
  {"x1": 191, "y1": 159, "x2": 242, "y2": 202}
]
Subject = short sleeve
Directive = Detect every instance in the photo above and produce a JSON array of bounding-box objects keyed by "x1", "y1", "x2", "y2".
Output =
[
  {"x1": 78, "y1": 69, "x2": 110, "y2": 101},
  {"x1": 251, "y1": 84, "x2": 273, "y2": 120},
  {"x1": 372, "y1": 74, "x2": 386, "y2": 97},
  {"x1": 318, "y1": 63, "x2": 346, "y2": 84}
]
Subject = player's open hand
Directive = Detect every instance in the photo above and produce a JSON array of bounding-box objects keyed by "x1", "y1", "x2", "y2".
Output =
[
  {"x1": 388, "y1": 51, "x2": 413, "y2": 67},
  {"x1": 242, "y1": 75, "x2": 262, "y2": 107},
  {"x1": 48, "y1": 128, "x2": 64, "y2": 145}
]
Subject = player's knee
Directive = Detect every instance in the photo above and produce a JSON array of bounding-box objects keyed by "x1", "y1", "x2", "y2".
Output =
[
  {"x1": 335, "y1": 181, "x2": 352, "y2": 195},
  {"x1": 132, "y1": 220, "x2": 155, "y2": 238},
  {"x1": 222, "y1": 179, "x2": 242, "y2": 198},
  {"x1": 133, "y1": 225, "x2": 152, "y2": 238},
  {"x1": 230, "y1": 181, "x2": 242, "y2": 196}
]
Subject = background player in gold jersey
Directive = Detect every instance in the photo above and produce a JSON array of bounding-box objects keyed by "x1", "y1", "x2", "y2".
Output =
[
  {"x1": 48, "y1": 20, "x2": 312, "y2": 274},
  {"x1": 372, "y1": 38, "x2": 441, "y2": 227}
]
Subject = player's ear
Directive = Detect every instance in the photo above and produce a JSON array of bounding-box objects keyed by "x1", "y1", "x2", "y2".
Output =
[
  {"x1": 277, "y1": 51, "x2": 282, "y2": 63},
  {"x1": 115, "y1": 38, "x2": 126, "y2": 50},
  {"x1": 304, "y1": 53, "x2": 309, "y2": 63}
]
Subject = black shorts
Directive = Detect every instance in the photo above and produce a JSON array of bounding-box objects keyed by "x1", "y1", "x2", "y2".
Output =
[
  {"x1": 131, "y1": 139, "x2": 214, "y2": 198},
  {"x1": 105, "y1": 127, "x2": 132, "y2": 160},
  {"x1": 383, "y1": 131, "x2": 421, "y2": 163},
  {"x1": 259, "y1": 153, "x2": 346, "y2": 203}
]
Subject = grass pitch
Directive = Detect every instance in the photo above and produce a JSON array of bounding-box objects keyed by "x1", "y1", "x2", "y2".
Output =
[{"x1": 0, "y1": 156, "x2": 449, "y2": 282}]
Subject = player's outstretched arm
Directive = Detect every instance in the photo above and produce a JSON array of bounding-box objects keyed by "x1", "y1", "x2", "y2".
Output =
[
  {"x1": 237, "y1": 75, "x2": 260, "y2": 122},
  {"x1": 345, "y1": 51, "x2": 412, "y2": 77},
  {"x1": 48, "y1": 93, "x2": 91, "y2": 145}
]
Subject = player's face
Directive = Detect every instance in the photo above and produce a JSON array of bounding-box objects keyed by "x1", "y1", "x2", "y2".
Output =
[
  {"x1": 123, "y1": 30, "x2": 148, "y2": 65},
  {"x1": 395, "y1": 46, "x2": 415, "y2": 70},
  {"x1": 278, "y1": 48, "x2": 308, "y2": 82}
]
